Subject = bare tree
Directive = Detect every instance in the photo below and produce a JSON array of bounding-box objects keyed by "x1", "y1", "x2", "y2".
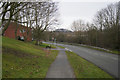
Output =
[
  {"x1": 67, "y1": 2, "x2": 120, "y2": 50},
  {"x1": 32, "y1": 2, "x2": 58, "y2": 45},
  {"x1": 93, "y1": 2, "x2": 120, "y2": 49},
  {"x1": 71, "y1": 19, "x2": 87, "y2": 44},
  {"x1": 0, "y1": 2, "x2": 28, "y2": 35},
  {"x1": 71, "y1": 19, "x2": 85, "y2": 31}
]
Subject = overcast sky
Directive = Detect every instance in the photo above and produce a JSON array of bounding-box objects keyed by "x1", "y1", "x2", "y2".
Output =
[{"x1": 54, "y1": 0, "x2": 119, "y2": 30}]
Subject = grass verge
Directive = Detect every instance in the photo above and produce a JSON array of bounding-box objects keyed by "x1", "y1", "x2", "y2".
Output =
[
  {"x1": 2, "y1": 37, "x2": 58, "y2": 78},
  {"x1": 58, "y1": 41, "x2": 120, "y2": 55},
  {"x1": 80, "y1": 45, "x2": 120, "y2": 55},
  {"x1": 32, "y1": 41, "x2": 56, "y2": 48},
  {"x1": 66, "y1": 51, "x2": 114, "y2": 78},
  {"x1": 40, "y1": 43, "x2": 56, "y2": 48},
  {"x1": 57, "y1": 45, "x2": 65, "y2": 49}
]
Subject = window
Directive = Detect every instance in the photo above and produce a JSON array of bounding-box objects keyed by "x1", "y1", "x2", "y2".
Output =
[
  {"x1": 23, "y1": 29, "x2": 26, "y2": 33},
  {"x1": 20, "y1": 29, "x2": 26, "y2": 33}
]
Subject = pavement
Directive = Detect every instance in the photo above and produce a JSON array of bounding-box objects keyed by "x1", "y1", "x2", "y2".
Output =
[
  {"x1": 44, "y1": 42, "x2": 120, "y2": 78},
  {"x1": 46, "y1": 47, "x2": 75, "y2": 78}
]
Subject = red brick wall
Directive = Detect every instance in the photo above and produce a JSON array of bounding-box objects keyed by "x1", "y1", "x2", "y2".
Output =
[{"x1": 4, "y1": 22, "x2": 32, "y2": 41}]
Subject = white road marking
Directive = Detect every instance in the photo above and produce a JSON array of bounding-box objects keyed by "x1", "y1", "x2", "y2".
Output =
[{"x1": 65, "y1": 48, "x2": 72, "y2": 52}]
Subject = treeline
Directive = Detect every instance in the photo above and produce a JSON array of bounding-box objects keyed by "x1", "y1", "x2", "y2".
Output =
[
  {"x1": 54, "y1": 2, "x2": 120, "y2": 51},
  {"x1": 0, "y1": 1, "x2": 58, "y2": 45}
]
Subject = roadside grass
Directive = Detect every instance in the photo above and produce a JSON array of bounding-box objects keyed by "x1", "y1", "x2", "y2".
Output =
[
  {"x1": 2, "y1": 37, "x2": 58, "y2": 78},
  {"x1": 58, "y1": 41, "x2": 120, "y2": 55},
  {"x1": 80, "y1": 45, "x2": 120, "y2": 55},
  {"x1": 57, "y1": 45, "x2": 65, "y2": 49},
  {"x1": 40, "y1": 43, "x2": 56, "y2": 48},
  {"x1": 66, "y1": 51, "x2": 114, "y2": 78},
  {"x1": 32, "y1": 41, "x2": 56, "y2": 48}
]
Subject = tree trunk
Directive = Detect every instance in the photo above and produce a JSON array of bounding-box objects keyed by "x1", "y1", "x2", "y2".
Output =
[
  {"x1": 35, "y1": 39, "x2": 39, "y2": 45},
  {"x1": 2, "y1": 19, "x2": 11, "y2": 36},
  {"x1": 15, "y1": 23, "x2": 19, "y2": 39}
]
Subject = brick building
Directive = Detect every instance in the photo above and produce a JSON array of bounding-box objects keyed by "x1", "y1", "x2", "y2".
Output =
[{"x1": 4, "y1": 22, "x2": 32, "y2": 41}]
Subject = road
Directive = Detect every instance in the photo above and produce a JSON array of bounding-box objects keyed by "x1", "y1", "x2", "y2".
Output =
[
  {"x1": 46, "y1": 47, "x2": 75, "y2": 78},
  {"x1": 44, "y1": 42, "x2": 119, "y2": 78}
]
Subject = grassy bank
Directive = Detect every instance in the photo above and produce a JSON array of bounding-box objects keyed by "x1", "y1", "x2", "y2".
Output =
[
  {"x1": 66, "y1": 51, "x2": 114, "y2": 78},
  {"x1": 2, "y1": 37, "x2": 58, "y2": 78},
  {"x1": 40, "y1": 43, "x2": 56, "y2": 48},
  {"x1": 32, "y1": 41, "x2": 56, "y2": 48},
  {"x1": 57, "y1": 45, "x2": 65, "y2": 49}
]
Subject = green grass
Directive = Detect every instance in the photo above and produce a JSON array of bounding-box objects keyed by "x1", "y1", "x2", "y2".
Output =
[
  {"x1": 81, "y1": 45, "x2": 120, "y2": 55},
  {"x1": 57, "y1": 45, "x2": 65, "y2": 49},
  {"x1": 66, "y1": 51, "x2": 114, "y2": 78},
  {"x1": 32, "y1": 41, "x2": 56, "y2": 48},
  {"x1": 58, "y1": 41, "x2": 120, "y2": 55},
  {"x1": 2, "y1": 37, "x2": 58, "y2": 78},
  {"x1": 40, "y1": 43, "x2": 56, "y2": 48}
]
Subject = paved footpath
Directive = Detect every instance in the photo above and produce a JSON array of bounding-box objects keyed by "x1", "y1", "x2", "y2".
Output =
[{"x1": 46, "y1": 48, "x2": 75, "y2": 78}]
